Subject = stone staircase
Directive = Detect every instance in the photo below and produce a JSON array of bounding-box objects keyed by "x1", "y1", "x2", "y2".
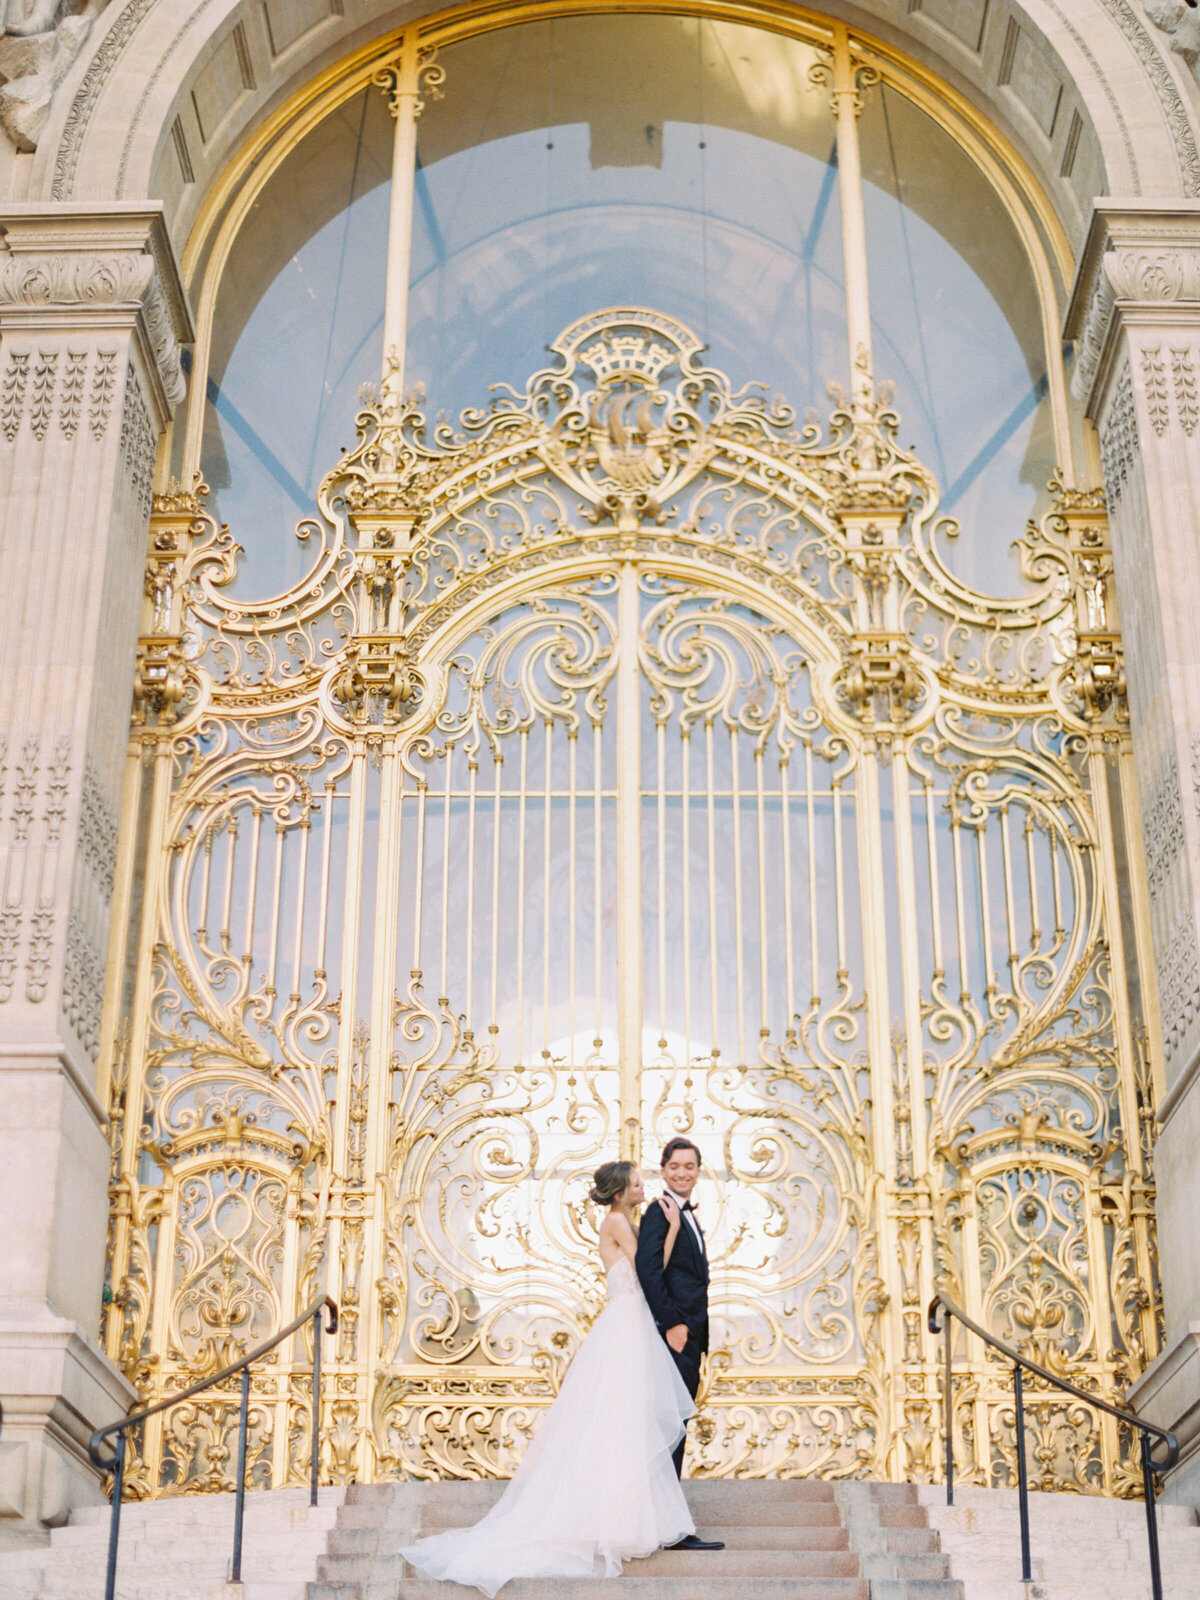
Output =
[
  {"x1": 315, "y1": 1478, "x2": 962, "y2": 1599},
  {"x1": 916, "y1": 1483, "x2": 1200, "y2": 1599},
  {"x1": 0, "y1": 1478, "x2": 1196, "y2": 1599}
]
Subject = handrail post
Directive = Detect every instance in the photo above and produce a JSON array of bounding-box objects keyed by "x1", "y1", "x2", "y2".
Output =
[
  {"x1": 231, "y1": 1364, "x2": 250, "y2": 1584},
  {"x1": 943, "y1": 1304, "x2": 954, "y2": 1507},
  {"x1": 103, "y1": 1430, "x2": 125, "y2": 1600},
  {"x1": 1141, "y1": 1429, "x2": 1164, "y2": 1600},
  {"x1": 1013, "y1": 1362, "x2": 1032, "y2": 1584},
  {"x1": 310, "y1": 1305, "x2": 322, "y2": 1507}
]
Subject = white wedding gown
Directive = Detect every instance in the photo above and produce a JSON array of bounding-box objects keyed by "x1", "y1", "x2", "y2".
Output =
[{"x1": 400, "y1": 1253, "x2": 696, "y2": 1596}]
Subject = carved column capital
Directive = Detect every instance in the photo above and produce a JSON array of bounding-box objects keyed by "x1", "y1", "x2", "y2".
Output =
[
  {"x1": 0, "y1": 203, "x2": 192, "y2": 420},
  {"x1": 1067, "y1": 202, "x2": 1200, "y2": 418}
]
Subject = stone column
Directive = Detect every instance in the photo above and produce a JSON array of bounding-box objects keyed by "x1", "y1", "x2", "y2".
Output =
[
  {"x1": 1067, "y1": 199, "x2": 1200, "y2": 1503},
  {"x1": 0, "y1": 204, "x2": 190, "y2": 1537}
]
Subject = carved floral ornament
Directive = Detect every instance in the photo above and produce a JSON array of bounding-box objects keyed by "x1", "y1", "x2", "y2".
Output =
[
  {"x1": 1069, "y1": 217, "x2": 1200, "y2": 409},
  {"x1": 0, "y1": 247, "x2": 186, "y2": 409}
]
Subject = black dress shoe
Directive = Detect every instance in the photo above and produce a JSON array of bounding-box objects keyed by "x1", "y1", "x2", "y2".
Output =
[{"x1": 669, "y1": 1534, "x2": 726, "y2": 1551}]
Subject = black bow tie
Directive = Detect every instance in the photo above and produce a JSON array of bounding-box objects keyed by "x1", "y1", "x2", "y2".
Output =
[{"x1": 679, "y1": 1200, "x2": 695, "y2": 1213}]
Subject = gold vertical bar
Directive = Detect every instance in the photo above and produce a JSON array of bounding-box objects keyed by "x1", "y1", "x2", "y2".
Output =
[
  {"x1": 682, "y1": 726, "x2": 692, "y2": 1070},
  {"x1": 592, "y1": 719, "x2": 602, "y2": 1051},
  {"x1": 705, "y1": 718, "x2": 720, "y2": 1053},
  {"x1": 102, "y1": 740, "x2": 171, "y2": 1362},
  {"x1": 950, "y1": 807, "x2": 971, "y2": 1006},
  {"x1": 1049, "y1": 825, "x2": 1065, "y2": 947},
  {"x1": 831, "y1": 25, "x2": 875, "y2": 418},
  {"x1": 490, "y1": 750, "x2": 502, "y2": 1042},
  {"x1": 542, "y1": 717, "x2": 553, "y2": 1060},
  {"x1": 616, "y1": 559, "x2": 642, "y2": 1154},
  {"x1": 517, "y1": 727, "x2": 527, "y2": 1061},
  {"x1": 243, "y1": 803, "x2": 262, "y2": 969},
  {"x1": 780, "y1": 750, "x2": 796, "y2": 1029},
  {"x1": 466, "y1": 753, "x2": 478, "y2": 1027},
  {"x1": 96, "y1": 736, "x2": 147, "y2": 1119},
  {"x1": 730, "y1": 726, "x2": 747, "y2": 1064},
  {"x1": 657, "y1": 719, "x2": 667, "y2": 1045},
  {"x1": 316, "y1": 780, "x2": 334, "y2": 981},
  {"x1": 891, "y1": 754, "x2": 932, "y2": 1173},
  {"x1": 806, "y1": 739, "x2": 819, "y2": 1004},
  {"x1": 412, "y1": 779, "x2": 427, "y2": 975},
  {"x1": 568, "y1": 732, "x2": 577, "y2": 1062},
  {"x1": 833, "y1": 778, "x2": 847, "y2": 981},
  {"x1": 221, "y1": 816, "x2": 237, "y2": 952},
  {"x1": 923, "y1": 776, "x2": 945, "y2": 980},
  {"x1": 998, "y1": 803, "x2": 1019, "y2": 981},
  {"x1": 266, "y1": 816, "x2": 285, "y2": 1000},
  {"x1": 755, "y1": 744, "x2": 769, "y2": 1035},
  {"x1": 197, "y1": 823, "x2": 213, "y2": 946},
  {"x1": 290, "y1": 814, "x2": 310, "y2": 1001},
  {"x1": 379, "y1": 26, "x2": 426, "y2": 402},
  {"x1": 439, "y1": 745, "x2": 452, "y2": 1000},
  {"x1": 1087, "y1": 746, "x2": 1150, "y2": 1178},
  {"x1": 1024, "y1": 810, "x2": 1042, "y2": 952}
]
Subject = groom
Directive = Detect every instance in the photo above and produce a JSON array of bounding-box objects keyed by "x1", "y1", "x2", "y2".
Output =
[{"x1": 635, "y1": 1136, "x2": 724, "y2": 1553}]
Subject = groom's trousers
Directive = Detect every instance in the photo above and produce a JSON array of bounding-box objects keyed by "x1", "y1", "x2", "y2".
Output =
[{"x1": 667, "y1": 1334, "x2": 703, "y2": 1478}]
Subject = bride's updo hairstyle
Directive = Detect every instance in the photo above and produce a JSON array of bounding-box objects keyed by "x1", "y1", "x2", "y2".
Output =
[{"x1": 589, "y1": 1159, "x2": 637, "y2": 1206}]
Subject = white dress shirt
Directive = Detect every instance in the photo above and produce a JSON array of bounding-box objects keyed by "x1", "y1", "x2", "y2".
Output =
[{"x1": 667, "y1": 1189, "x2": 705, "y2": 1254}]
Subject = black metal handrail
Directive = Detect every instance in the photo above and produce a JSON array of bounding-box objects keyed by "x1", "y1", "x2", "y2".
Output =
[
  {"x1": 89, "y1": 1294, "x2": 338, "y2": 1600},
  {"x1": 929, "y1": 1290, "x2": 1177, "y2": 1600}
]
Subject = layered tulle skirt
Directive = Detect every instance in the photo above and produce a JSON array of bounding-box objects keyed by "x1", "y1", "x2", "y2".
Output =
[{"x1": 401, "y1": 1257, "x2": 695, "y2": 1596}]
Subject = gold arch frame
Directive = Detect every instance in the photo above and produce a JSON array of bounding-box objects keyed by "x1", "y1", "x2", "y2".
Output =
[{"x1": 172, "y1": 0, "x2": 1083, "y2": 487}]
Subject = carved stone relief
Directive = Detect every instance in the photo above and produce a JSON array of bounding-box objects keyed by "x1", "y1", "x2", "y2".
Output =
[
  {"x1": 1142, "y1": 748, "x2": 1187, "y2": 906},
  {"x1": 1157, "y1": 908, "x2": 1200, "y2": 1062},
  {"x1": 118, "y1": 370, "x2": 154, "y2": 519},
  {"x1": 1104, "y1": 0, "x2": 1200, "y2": 193},
  {"x1": 1099, "y1": 363, "x2": 1138, "y2": 501},
  {"x1": 0, "y1": 252, "x2": 185, "y2": 410},
  {"x1": 0, "y1": 342, "x2": 126, "y2": 442},
  {"x1": 0, "y1": 0, "x2": 113, "y2": 153},
  {"x1": 62, "y1": 907, "x2": 103, "y2": 1058},
  {"x1": 78, "y1": 756, "x2": 117, "y2": 901},
  {"x1": 1072, "y1": 247, "x2": 1200, "y2": 406},
  {"x1": 1140, "y1": 345, "x2": 1170, "y2": 436},
  {"x1": 0, "y1": 729, "x2": 81, "y2": 1006}
]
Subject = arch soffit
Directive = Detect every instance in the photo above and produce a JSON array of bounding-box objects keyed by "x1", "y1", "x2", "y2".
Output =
[{"x1": 31, "y1": 0, "x2": 1200, "y2": 262}]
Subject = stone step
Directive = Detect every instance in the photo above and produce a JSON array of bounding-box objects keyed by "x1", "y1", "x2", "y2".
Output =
[
  {"x1": 1, "y1": 1583, "x2": 309, "y2": 1600},
  {"x1": 915, "y1": 1482, "x2": 1197, "y2": 1527},
  {"x1": 326, "y1": 1548, "x2": 871, "y2": 1583},
  {"x1": 48, "y1": 1526, "x2": 334, "y2": 1557},
  {"x1": 309, "y1": 1582, "x2": 879, "y2": 1600},
  {"x1": 69, "y1": 1489, "x2": 346, "y2": 1529},
  {"x1": 328, "y1": 1520, "x2": 868, "y2": 1554}
]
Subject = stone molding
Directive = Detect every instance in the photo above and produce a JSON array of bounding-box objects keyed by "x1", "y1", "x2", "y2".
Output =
[
  {"x1": 0, "y1": 202, "x2": 191, "y2": 416},
  {"x1": 1067, "y1": 201, "x2": 1200, "y2": 417}
]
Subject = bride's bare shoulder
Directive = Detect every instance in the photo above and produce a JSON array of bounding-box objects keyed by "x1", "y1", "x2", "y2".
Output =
[
  {"x1": 599, "y1": 1212, "x2": 636, "y2": 1262},
  {"x1": 603, "y1": 1211, "x2": 635, "y2": 1241}
]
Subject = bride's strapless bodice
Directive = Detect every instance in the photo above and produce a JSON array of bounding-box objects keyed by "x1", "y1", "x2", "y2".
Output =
[{"x1": 604, "y1": 1253, "x2": 640, "y2": 1300}]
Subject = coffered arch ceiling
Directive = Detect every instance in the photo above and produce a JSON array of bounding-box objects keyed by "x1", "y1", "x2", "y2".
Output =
[{"x1": 28, "y1": 0, "x2": 1200, "y2": 277}]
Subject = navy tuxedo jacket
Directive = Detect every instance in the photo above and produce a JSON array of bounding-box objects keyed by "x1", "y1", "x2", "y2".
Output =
[{"x1": 636, "y1": 1195, "x2": 710, "y2": 1354}]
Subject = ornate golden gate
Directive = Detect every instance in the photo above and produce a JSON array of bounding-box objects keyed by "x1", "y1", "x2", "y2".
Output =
[{"x1": 104, "y1": 307, "x2": 1158, "y2": 1496}]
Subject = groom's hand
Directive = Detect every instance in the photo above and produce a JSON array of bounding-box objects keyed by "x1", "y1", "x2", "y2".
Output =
[{"x1": 666, "y1": 1323, "x2": 689, "y2": 1353}]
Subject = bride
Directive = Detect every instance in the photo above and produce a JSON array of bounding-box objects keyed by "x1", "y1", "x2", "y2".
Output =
[{"x1": 400, "y1": 1160, "x2": 696, "y2": 1596}]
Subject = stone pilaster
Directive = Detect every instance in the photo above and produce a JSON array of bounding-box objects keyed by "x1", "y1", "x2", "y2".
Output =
[
  {"x1": 0, "y1": 204, "x2": 190, "y2": 1535},
  {"x1": 1067, "y1": 199, "x2": 1200, "y2": 1501}
]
